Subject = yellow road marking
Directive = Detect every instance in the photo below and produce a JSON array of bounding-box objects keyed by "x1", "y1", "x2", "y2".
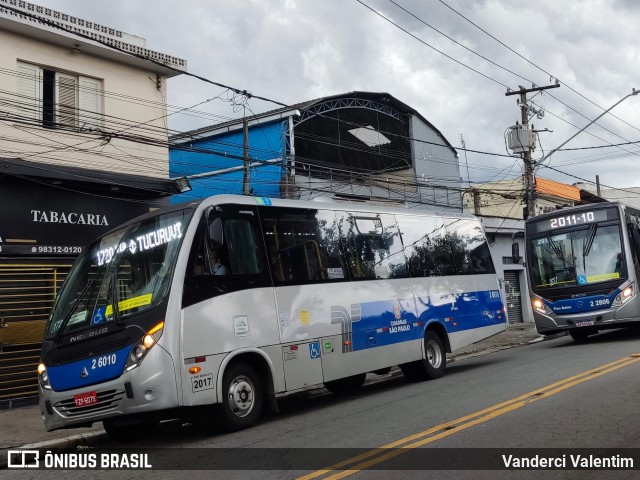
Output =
[{"x1": 297, "y1": 354, "x2": 640, "y2": 480}]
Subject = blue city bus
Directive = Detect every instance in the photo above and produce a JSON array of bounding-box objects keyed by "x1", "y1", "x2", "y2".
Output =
[
  {"x1": 525, "y1": 201, "x2": 640, "y2": 342},
  {"x1": 38, "y1": 195, "x2": 505, "y2": 441}
]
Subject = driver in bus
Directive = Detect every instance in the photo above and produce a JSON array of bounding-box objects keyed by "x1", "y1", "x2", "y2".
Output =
[{"x1": 209, "y1": 247, "x2": 229, "y2": 275}]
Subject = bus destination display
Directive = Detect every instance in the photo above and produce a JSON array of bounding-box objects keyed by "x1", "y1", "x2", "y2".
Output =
[{"x1": 531, "y1": 208, "x2": 615, "y2": 233}]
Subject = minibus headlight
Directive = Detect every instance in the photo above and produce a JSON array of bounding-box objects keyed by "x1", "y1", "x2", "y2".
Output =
[
  {"x1": 143, "y1": 334, "x2": 155, "y2": 349},
  {"x1": 532, "y1": 298, "x2": 553, "y2": 315},
  {"x1": 124, "y1": 322, "x2": 164, "y2": 372},
  {"x1": 37, "y1": 363, "x2": 51, "y2": 390},
  {"x1": 612, "y1": 284, "x2": 635, "y2": 307},
  {"x1": 132, "y1": 345, "x2": 147, "y2": 361}
]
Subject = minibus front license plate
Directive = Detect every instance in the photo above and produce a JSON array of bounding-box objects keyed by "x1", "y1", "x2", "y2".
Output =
[{"x1": 74, "y1": 391, "x2": 98, "y2": 407}]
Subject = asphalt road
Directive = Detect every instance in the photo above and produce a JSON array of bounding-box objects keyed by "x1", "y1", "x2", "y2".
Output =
[{"x1": 5, "y1": 327, "x2": 640, "y2": 480}]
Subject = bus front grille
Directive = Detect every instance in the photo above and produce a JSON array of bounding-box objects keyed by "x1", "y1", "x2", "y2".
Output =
[
  {"x1": 54, "y1": 389, "x2": 125, "y2": 417},
  {"x1": 48, "y1": 338, "x2": 133, "y2": 366}
]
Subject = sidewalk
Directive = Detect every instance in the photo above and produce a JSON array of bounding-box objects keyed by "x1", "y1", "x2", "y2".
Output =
[{"x1": 0, "y1": 322, "x2": 556, "y2": 453}]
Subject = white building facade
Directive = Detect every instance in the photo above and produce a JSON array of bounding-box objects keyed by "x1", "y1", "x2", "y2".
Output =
[
  {"x1": 0, "y1": 1, "x2": 187, "y2": 402},
  {"x1": 0, "y1": 0, "x2": 186, "y2": 176}
]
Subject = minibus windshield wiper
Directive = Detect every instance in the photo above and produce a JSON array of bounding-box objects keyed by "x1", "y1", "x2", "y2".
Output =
[
  {"x1": 109, "y1": 270, "x2": 123, "y2": 325},
  {"x1": 54, "y1": 278, "x2": 96, "y2": 343}
]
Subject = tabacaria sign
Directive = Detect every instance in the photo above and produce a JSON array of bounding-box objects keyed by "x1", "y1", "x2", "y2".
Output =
[
  {"x1": 0, "y1": 181, "x2": 152, "y2": 256},
  {"x1": 30, "y1": 210, "x2": 109, "y2": 226}
]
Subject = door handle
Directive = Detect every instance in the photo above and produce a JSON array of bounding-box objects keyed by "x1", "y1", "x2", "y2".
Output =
[{"x1": 0, "y1": 318, "x2": 6, "y2": 328}]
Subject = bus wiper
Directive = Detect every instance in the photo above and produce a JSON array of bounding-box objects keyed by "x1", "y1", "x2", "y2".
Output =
[
  {"x1": 54, "y1": 279, "x2": 96, "y2": 343},
  {"x1": 583, "y1": 223, "x2": 598, "y2": 257},
  {"x1": 109, "y1": 270, "x2": 123, "y2": 326},
  {"x1": 546, "y1": 232, "x2": 567, "y2": 265}
]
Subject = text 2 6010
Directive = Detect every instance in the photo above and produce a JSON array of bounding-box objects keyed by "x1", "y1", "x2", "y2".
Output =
[{"x1": 92, "y1": 354, "x2": 117, "y2": 369}]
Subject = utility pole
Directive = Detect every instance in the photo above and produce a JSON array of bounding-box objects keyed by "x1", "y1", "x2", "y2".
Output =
[
  {"x1": 506, "y1": 83, "x2": 559, "y2": 219},
  {"x1": 242, "y1": 117, "x2": 250, "y2": 195}
]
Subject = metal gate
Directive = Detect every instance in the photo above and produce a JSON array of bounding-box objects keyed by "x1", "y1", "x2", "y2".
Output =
[
  {"x1": 503, "y1": 270, "x2": 523, "y2": 323},
  {"x1": 0, "y1": 260, "x2": 72, "y2": 401}
]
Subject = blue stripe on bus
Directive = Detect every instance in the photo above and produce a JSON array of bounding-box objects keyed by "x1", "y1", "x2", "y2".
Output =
[
  {"x1": 47, "y1": 345, "x2": 132, "y2": 392},
  {"x1": 352, "y1": 289, "x2": 505, "y2": 351},
  {"x1": 543, "y1": 289, "x2": 620, "y2": 315},
  {"x1": 47, "y1": 289, "x2": 505, "y2": 387}
]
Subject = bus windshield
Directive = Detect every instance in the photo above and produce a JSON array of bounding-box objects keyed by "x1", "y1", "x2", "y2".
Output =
[
  {"x1": 529, "y1": 224, "x2": 625, "y2": 290},
  {"x1": 45, "y1": 208, "x2": 193, "y2": 339}
]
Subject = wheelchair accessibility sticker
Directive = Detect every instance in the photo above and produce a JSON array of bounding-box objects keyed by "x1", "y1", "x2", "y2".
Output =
[{"x1": 309, "y1": 341, "x2": 321, "y2": 359}]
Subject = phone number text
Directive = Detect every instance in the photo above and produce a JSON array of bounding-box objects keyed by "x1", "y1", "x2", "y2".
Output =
[{"x1": 36, "y1": 246, "x2": 83, "y2": 254}]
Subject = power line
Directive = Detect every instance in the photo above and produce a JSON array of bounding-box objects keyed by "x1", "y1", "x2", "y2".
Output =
[
  {"x1": 386, "y1": 0, "x2": 533, "y2": 86},
  {"x1": 0, "y1": 11, "x2": 519, "y2": 174},
  {"x1": 436, "y1": 0, "x2": 640, "y2": 137},
  {"x1": 378, "y1": 1, "x2": 640, "y2": 169},
  {"x1": 355, "y1": 0, "x2": 511, "y2": 89},
  {"x1": 5, "y1": 87, "x2": 632, "y2": 203},
  {"x1": 529, "y1": 100, "x2": 640, "y2": 166},
  {"x1": 0, "y1": 4, "x2": 287, "y2": 108},
  {"x1": 0, "y1": 3, "x2": 595, "y2": 206}
]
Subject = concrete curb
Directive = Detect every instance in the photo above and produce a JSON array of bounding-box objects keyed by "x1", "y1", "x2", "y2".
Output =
[
  {"x1": 0, "y1": 432, "x2": 110, "y2": 469},
  {"x1": 449, "y1": 332, "x2": 564, "y2": 362},
  {"x1": 18, "y1": 431, "x2": 110, "y2": 450}
]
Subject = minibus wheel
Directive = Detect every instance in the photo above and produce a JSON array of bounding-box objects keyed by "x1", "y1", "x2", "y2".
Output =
[
  {"x1": 103, "y1": 417, "x2": 157, "y2": 443},
  {"x1": 219, "y1": 362, "x2": 263, "y2": 431},
  {"x1": 324, "y1": 373, "x2": 366, "y2": 393},
  {"x1": 400, "y1": 330, "x2": 446, "y2": 381}
]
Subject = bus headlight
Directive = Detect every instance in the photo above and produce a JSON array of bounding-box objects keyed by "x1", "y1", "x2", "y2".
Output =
[
  {"x1": 124, "y1": 322, "x2": 164, "y2": 372},
  {"x1": 37, "y1": 363, "x2": 51, "y2": 390},
  {"x1": 532, "y1": 298, "x2": 553, "y2": 315},
  {"x1": 612, "y1": 284, "x2": 635, "y2": 307}
]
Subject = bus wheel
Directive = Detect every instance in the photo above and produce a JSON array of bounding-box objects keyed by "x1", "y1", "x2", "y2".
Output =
[
  {"x1": 324, "y1": 373, "x2": 366, "y2": 394},
  {"x1": 569, "y1": 328, "x2": 596, "y2": 343},
  {"x1": 103, "y1": 417, "x2": 157, "y2": 443},
  {"x1": 400, "y1": 330, "x2": 446, "y2": 381},
  {"x1": 219, "y1": 363, "x2": 263, "y2": 431}
]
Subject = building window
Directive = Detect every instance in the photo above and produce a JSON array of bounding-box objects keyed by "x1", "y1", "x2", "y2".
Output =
[{"x1": 17, "y1": 61, "x2": 103, "y2": 131}]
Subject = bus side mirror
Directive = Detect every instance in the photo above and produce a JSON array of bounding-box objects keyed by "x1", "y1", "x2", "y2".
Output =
[{"x1": 512, "y1": 242, "x2": 520, "y2": 264}]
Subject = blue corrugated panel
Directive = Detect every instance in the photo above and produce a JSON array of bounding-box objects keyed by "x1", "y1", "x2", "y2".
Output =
[{"x1": 169, "y1": 120, "x2": 287, "y2": 203}]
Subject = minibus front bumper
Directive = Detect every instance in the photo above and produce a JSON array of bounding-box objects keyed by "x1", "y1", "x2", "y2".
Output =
[{"x1": 40, "y1": 345, "x2": 177, "y2": 432}]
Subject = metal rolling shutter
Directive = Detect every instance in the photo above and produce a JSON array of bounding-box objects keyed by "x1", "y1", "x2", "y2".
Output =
[
  {"x1": 503, "y1": 270, "x2": 523, "y2": 324},
  {"x1": 0, "y1": 260, "x2": 72, "y2": 402}
]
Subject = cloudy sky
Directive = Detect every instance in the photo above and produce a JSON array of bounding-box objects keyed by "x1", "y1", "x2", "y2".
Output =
[{"x1": 30, "y1": 0, "x2": 640, "y2": 190}]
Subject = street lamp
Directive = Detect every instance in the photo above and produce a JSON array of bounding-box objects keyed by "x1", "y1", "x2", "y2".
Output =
[
  {"x1": 537, "y1": 88, "x2": 639, "y2": 167},
  {"x1": 527, "y1": 88, "x2": 639, "y2": 217}
]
